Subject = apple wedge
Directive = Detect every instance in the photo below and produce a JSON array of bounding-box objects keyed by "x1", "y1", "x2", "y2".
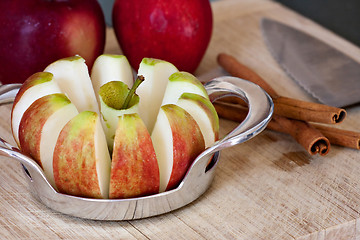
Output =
[
  {"x1": 53, "y1": 111, "x2": 111, "y2": 199},
  {"x1": 151, "y1": 104, "x2": 205, "y2": 192},
  {"x1": 11, "y1": 72, "x2": 62, "y2": 146},
  {"x1": 44, "y1": 56, "x2": 99, "y2": 114},
  {"x1": 18, "y1": 93, "x2": 78, "y2": 188},
  {"x1": 161, "y1": 72, "x2": 209, "y2": 106},
  {"x1": 109, "y1": 113, "x2": 159, "y2": 199},
  {"x1": 176, "y1": 93, "x2": 219, "y2": 148},
  {"x1": 91, "y1": 54, "x2": 134, "y2": 105},
  {"x1": 136, "y1": 58, "x2": 178, "y2": 132},
  {"x1": 99, "y1": 81, "x2": 139, "y2": 149}
]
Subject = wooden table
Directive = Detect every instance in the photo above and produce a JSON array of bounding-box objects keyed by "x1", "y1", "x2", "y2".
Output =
[{"x1": 1, "y1": 0, "x2": 360, "y2": 239}]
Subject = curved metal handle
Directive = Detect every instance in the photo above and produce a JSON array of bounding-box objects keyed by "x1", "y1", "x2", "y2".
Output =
[
  {"x1": 0, "y1": 84, "x2": 22, "y2": 105},
  {"x1": 0, "y1": 84, "x2": 55, "y2": 194},
  {"x1": 204, "y1": 76, "x2": 273, "y2": 154},
  {"x1": 178, "y1": 76, "x2": 273, "y2": 208},
  {"x1": 0, "y1": 137, "x2": 46, "y2": 180}
]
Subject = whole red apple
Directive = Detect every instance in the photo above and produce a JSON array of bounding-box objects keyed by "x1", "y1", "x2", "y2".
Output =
[
  {"x1": 112, "y1": 0, "x2": 213, "y2": 73},
  {"x1": 0, "y1": 0, "x2": 106, "y2": 84}
]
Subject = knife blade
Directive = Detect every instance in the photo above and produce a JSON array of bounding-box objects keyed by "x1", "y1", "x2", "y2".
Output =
[{"x1": 261, "y1": 18, "x2": 360, "y2": 108}]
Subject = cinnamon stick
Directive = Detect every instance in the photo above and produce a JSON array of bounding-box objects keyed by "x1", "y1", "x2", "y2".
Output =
[
  {"x1": 311, "y1": 124, "x2": 360, "y2": 150},
  {"x1": 217, "y1": 53, "x2": 346, "y2": 124},
  {"x1": 222, "y1": 96, "x2": 346, "y2": 124},
  {"x1": 214, "y1": 102, "x2": 360, "y2": 150},
  {"x1": 273, "y1": 97, "x2": 346, "y2": 124},
  {"x1": 214, "y1": 102, "x2": 330, "y2": 155}
]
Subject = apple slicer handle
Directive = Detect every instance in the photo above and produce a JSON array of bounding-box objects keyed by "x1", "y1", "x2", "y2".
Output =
[
  {"x1": 0, "y1": 84, "x2": 53, "y2": 192},
  {"x1": 0, "y1": 137, "x2": 47, "y2": 182},
  {"x1": 204, "y1": 76, "x2": 274, "y2": 153},
  {"x1": 0, "y1": 84, "x2": 21, "y2": 105}
]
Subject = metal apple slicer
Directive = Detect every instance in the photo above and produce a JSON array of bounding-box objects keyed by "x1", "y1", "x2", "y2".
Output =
[{"x1": 0, "y1": 76, "x2": 273, "y2": 220}]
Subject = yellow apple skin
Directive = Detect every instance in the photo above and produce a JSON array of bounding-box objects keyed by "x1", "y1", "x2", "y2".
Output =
[
  {"x1": 18, "y1": 93, "x2": 72, "y2": 167},
  {"x1": 109, "y1": 113, "x2": 159, "y2": 199},
  {"x1": 161, "y1": 71, "x2": 208, "y2": 106},
  {"x1": 53, "y1": 111, "x2": 111, "y2": 199},
  {"x1": 11, "y1": 72, "x2": 61, "y2": 146},
  {"x1": 13, "y1": 72, "x2": 54, "y2": 105}
]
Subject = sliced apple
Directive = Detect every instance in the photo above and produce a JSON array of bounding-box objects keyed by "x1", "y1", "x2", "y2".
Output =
[
  {"x1": 136, "y1": 58, "x2": 178, "y2": 132},
  {"x1": 151, "y1": 104, "x2": 205, "y2": 192},
  {"x1": 11, "y1": 72, "x2": 62, "y2": 146},
  {"x1": 161, "y1": 72, "x2": 208, "y2": 106},
  {"x1": 12, "y1": 56, "x2": 220, "y2": 199},
  {"x1": 109, "y1": 113, "x2": 159, "y2": 199},
  {"x1": 53, "y1": 111, "x2": 111, "y2": 199},
  {"x1": 18, "y1": 93, "x2": 78, "y2": 188},
  {"x1": 99, "y1": 81, "x2": 139, "y2": 149},
  {"x1": 176, "y1": 93, "x2": 219, "y2": 148},
  {"x1": 44, "y1": 56, "x2": 99, "y2": 114},
  {"x1": 91, "y1": 54, "x2": 134, "y2": 104}
]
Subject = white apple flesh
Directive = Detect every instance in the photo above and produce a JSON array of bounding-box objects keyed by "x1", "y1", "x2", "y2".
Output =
[
  {"x1": 161, "y1": 72, "x2": 209, "y2": 106},
  {"x1": 136, "y1": 58, "x2": 178, "y2": 132},
  {"x1": 44, "y1": 56, "x2": 99, "y2": 114},
  {"x1": 91, "y1": 54, "x2": 134, "y2": 105}
]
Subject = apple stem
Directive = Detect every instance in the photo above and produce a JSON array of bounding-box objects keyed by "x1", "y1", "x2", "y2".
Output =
[{"x1": 122, "y1": 75, "x2": 144, "y2": 109}]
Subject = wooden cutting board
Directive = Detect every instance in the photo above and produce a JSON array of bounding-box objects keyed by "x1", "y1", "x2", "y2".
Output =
[{"x1": 0, "y1": 0, "x2": 360, "y2": 239}]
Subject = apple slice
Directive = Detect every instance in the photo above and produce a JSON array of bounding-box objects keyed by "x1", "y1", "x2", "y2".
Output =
[
  {"x1": 176, "y1": 93, "x2": 219, "y2": 148},
  {"x1": 91, "y1": 54, "x2": 134, "y2": 104},
  {"x1": 109, "y1": 113, "x2": 159, "y2": 199},
  {"x1": 11, "y1": 72, "x2": 62, "y2": 146},
  {"x1": 53, "y1": 111, "x2": 111, "y2": 199},
  {"x1": 161, "y1": 72, "x2": 209, "y2": 106},
  {"x1": 136, "y1": 58, "x2": 178, "y2": 132},
  {"x1": 99, "y1": 81, "x2": 139, "y2": 149},
  {"x1": 44, "y1": 55, "x2": 99, "y2": 114},
  {"x1": 151, "y1": 104, "x2": 205, "y2": 192},
  {"x1": 18, "y1": 93, "x2": 78, "y2": 188}
]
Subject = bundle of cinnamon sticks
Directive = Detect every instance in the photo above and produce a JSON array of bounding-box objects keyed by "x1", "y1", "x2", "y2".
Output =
[{"x1": 214, "y1": 53, "x2": 360, "y2": 156}]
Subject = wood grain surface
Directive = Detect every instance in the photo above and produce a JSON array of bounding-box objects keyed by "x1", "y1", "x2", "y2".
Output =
[{"x1": 1, "y1": 0, "x2": 360, "y2": 239}]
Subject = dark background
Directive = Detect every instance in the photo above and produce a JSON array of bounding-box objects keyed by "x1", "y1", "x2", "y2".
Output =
[{"x1": 275, "y1": 0, "x2": 360, "y2": 47}]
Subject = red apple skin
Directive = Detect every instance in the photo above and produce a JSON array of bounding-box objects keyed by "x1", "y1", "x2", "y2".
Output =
[
  {"x1": 109, "y1": 113, "x2": 160, "y2": 199},
  {"x1": 163, "y1": 104, "x2": 205, "y2": 191},
  {"x1": 18, "y1": 93, "x2": 72, "y2": 167},
  {"x1": 53, "y1": 111, "x2": 103, "y2": 199},
  {"x1": 112, "y1": 0, "x2": 213, "y2": 73},
  {"x1": 0, "y1": 0, "x2": 105, "y2": 84}
]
